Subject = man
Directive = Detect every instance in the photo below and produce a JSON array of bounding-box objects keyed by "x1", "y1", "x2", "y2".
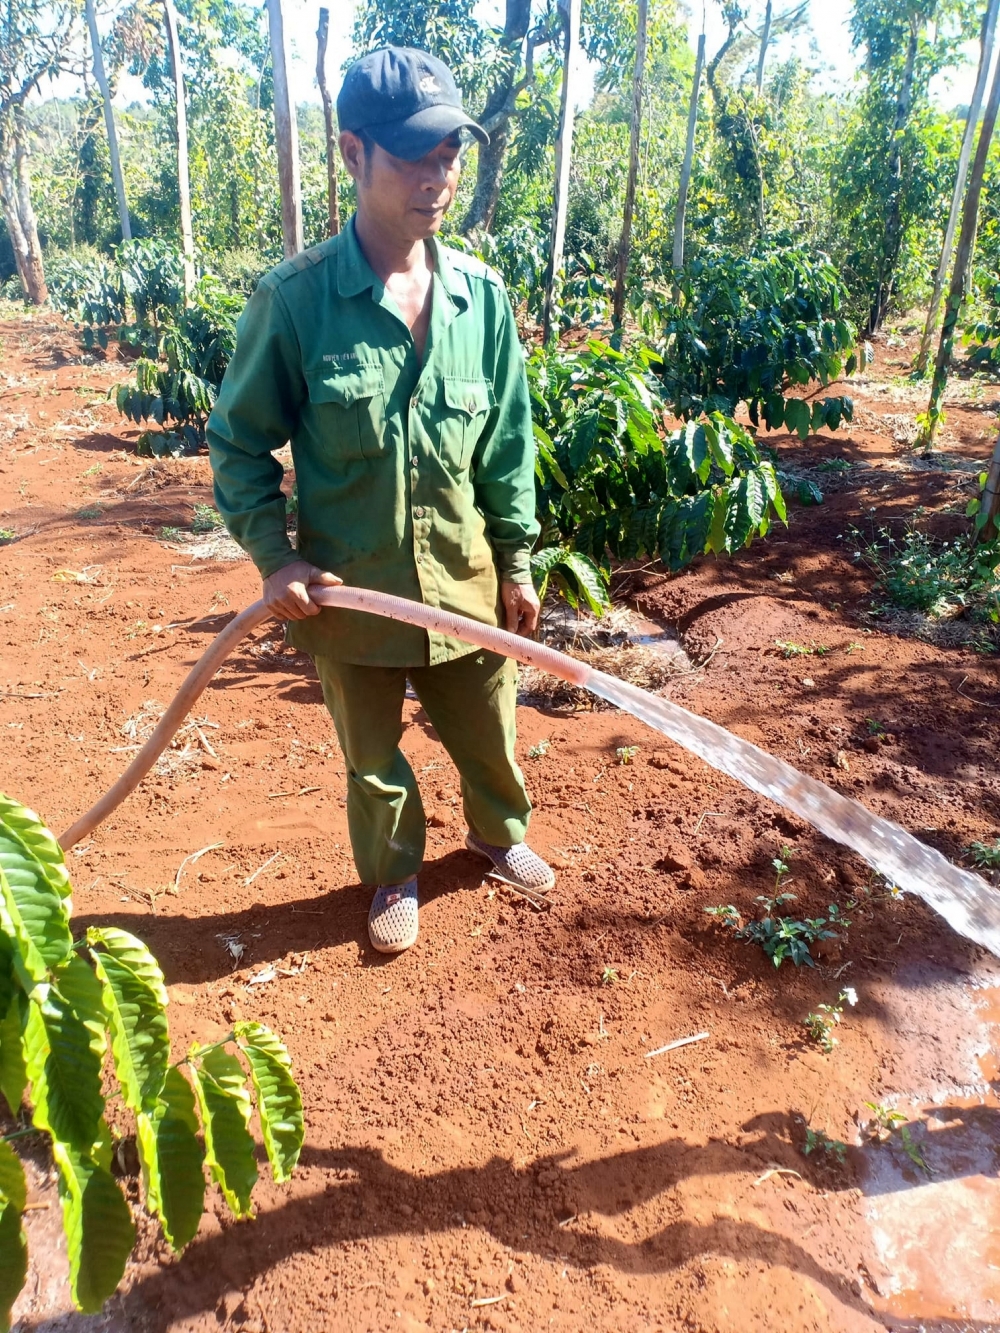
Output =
[{"x1": 207, "y1": 46, "x2": 554, "y2": 955}]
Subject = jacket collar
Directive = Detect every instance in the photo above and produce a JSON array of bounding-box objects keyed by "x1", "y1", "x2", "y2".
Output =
[{"x1": 337, "y1": 215, "x2": 469, "y2": 321}]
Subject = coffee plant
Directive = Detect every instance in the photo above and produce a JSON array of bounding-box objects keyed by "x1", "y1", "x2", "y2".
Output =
[
  {"x1": 640, "y1": 246, "x2": 870, "y2": 431},
  {"x1": 0, "y1": 796, "x2": 304, "y2": 1327},
  {"x1": 530, "y1": 339, "x2": 787, "y2": 572}
]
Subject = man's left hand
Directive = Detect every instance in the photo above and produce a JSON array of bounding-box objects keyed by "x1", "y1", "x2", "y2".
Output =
[{"x1": 501, "y1": 581, "x2": 541, "y2": 637}]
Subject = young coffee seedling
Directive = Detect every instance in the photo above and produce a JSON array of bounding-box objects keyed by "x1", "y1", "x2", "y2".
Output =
[
  {"x1": 802, "y1": 1127, "x2": 848, "y2": 1165},
  {"x1": 704, "y1": 904, "x2": 741, "y2": 927},
  {"x1": 707, "y1": 888, "x2": 849, "y2": 968},
  {"x1": 528, "y1": 739, "x2": 551, "y2": 760},
  {"x1": 865, "y1": 717, "x2": 886, "y2": 736},
  {"x1": 616, "y1": 745, "x2": 639, "y2": 765},
  {"x1": 804, "y1": 986, "x2": 858, "y2": 1052}
]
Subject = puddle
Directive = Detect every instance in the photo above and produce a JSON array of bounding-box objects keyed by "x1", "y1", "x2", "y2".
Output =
[{"x1": 859, "y1": 967, "x2": 1000, "y2": 1329}]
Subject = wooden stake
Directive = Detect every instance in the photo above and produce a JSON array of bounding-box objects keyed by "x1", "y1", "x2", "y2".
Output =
[
  {"x1": 612, "y1": 0, "x2": 648, "y2": 326},
  {"x1": 542, "y1": 0, "x2": 581, "y2": 344},
  {"x1": 316, "y1": 7, "x2": 340, "y2": 237},
  {"x1": 161, "y1": 0, "x2": 194, "y2": 298},
  {"x1": 267, "y1": 0, "x2": 304, "y2": 258}
]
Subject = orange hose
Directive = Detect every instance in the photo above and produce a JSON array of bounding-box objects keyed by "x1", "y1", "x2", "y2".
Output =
[{"x1": 58, "y1": 587, "x2": 591, "y2": 850}]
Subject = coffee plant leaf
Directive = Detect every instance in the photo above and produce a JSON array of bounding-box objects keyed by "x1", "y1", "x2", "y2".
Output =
[
  {"x1": 234, "y1": 1022, "x2": 304, "y2": 1183},
  {"x1": 90, "y1": 944, "x2": 169, "y2": 1114},
  {"x1": 136, "y1": 1065, "x2": 205, "y2": 1251},
  {"x1": 53, "y1": 1141, "x2": 135, "y2": 1314},
  {"x1": 188, "y1": 1045, "x2": 257, "y2": 1218}
]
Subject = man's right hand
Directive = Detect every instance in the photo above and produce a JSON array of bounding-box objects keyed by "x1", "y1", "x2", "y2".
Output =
[{"x1": 262, "y1": 560, "x2": 342, "y2": 620}]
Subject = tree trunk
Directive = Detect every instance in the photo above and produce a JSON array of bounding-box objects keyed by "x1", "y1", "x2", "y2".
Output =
[
  {"x1": 756, "y1": 0, "x2": 773, "y2": 94},
  {"x1": 542, "y1": 0, "x2": 582, "y2": 344},
  {"x1": 161, "y1": 0, "x2": 195, "y2": 297},
  {"x1": 870, "y1": 13, "x2": 918, "y2": 333},
  {"x1": 267, "y1": 0, "x2": 304, "y2": 258},
  {"x1": 316, "y1": 7, "x2": 340, "y2": 238},
  {"x1": 612, "y1": 0, "x2": 648, "y2": 326},
  {"x1": 920, "y1": 45, "x2": 1000, "y2": 449},
  {"x1": 0, "y1": 113, "x2": 47, "y2": 304},
  {"x1": 672, "y1": 31, "x2": 705, "y2": 272},
  {"x1": 461, "y1": 0, "x2": 533, "y2": 235},
  {"x1": 979, "y1": 428, "x2": 1000, "y2": 543},
  {"x1": 85, "y1": 0, "x2": 131, "y2": 243},
  {"x1": 915, "y1": 0, "x2": 999, "y2": 373}
]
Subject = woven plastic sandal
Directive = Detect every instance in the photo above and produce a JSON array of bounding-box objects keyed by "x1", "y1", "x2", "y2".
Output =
[
  {"x1": 465, "y1": 833, "x2": 556, "y2": 893},
  {"x1": 368, "y1": 877, "x2": 419, "y2": 954}
]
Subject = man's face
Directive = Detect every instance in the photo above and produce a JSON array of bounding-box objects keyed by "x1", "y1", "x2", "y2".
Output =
[{"x1": 341, "y1": 132, "x2": 463, "y2": 242}]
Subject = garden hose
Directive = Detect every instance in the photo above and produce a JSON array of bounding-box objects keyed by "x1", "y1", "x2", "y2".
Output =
[{"x1": 56, "y1": 585, "x2": 1000, "y2": 959}]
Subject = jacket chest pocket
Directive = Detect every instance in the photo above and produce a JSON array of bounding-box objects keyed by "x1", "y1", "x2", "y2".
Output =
[
  {"x1": 305, "y1": 365, "x2": 386, "y2": 461},
  {"x1": 439, "y1": 376, "x2": 493, "y2": 473}
]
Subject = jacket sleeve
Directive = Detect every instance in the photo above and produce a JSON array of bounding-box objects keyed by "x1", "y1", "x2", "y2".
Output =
[
  {"x1": 471, "y1": 282, "x2": 540, "y2": 584},
  {"x1": 207, "y1": 281, "x2": 306, "y2": 579}
]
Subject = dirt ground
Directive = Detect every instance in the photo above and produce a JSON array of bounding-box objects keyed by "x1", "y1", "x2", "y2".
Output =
[{"x1": 2, "y1": 307, "x2": 1000, "y2": 1333}]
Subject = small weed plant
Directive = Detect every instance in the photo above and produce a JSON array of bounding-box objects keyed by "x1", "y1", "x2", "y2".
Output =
[
  {"x1": 706, "y1": 881, "x2": 849, "y2": 968},
  {"x1": 967, "y1": 839, "x2": 1000, "y2": 870},
  {"x1": 191, "y1": 504, "x2": 224, "y2": 533},
  {"x1": 600, "y1": 965, "x2": 619, "y2": 986},
  {"x1": 804, "y1": 986, "x2": 858, "y2": 1052},
  {"x1": 863, "y1": 1102, "x2": 931, "y2": 1173},
  {"x1": 802, "y1": 1127, "x2": 848, "y2": 1165},
  {"x1": 0, "y1": 796, "x2": 305, "y2": 1324},
  {"x1": 616, "y1": 745, "x2": 639, "y2": 765},
  {"x1": 850, "y1": 524, "x2": 1000, "y2": 622},
  {"x1": 775, "y1": 641, "x2": 827, "y2": 658},
  {"x1": 527, "y1": 739, "x2": 551, "y2": 760}
]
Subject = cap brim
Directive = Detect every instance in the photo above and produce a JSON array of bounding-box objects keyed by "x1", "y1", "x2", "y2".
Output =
[{"x1": 367, "y1": 104, "x2": 489, "y2": 162}]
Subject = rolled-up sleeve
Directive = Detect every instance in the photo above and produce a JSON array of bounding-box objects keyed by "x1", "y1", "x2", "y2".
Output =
[
  {"x1": 471, "y1": 284, "x2": 540, "y2": 584},
  {"x1": 207, "y1": 282, "x2": 306, "y2": 579}
]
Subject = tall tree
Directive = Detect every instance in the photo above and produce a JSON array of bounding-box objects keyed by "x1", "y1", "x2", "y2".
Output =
[
  {"x1": 542, "y1": 0, "x2": 582, "y2": 342},
  {"x1": 161, "y1": 0, "x2": 195, "y2": 295},
  {"x1": 673, "y1": 25, "x2": 705, "y2": 271},
  {"x1": 919, "y1": 37, "x2": 1000, "y2": 447},
  {"x1": 84, "y1": 0, "x2": 132, "y2": 241},
  {"x1": 0, "y1": 0, "x2": 79, "y2": 304},
  {"x1": 755, "y1": 0, "x2": 772, "y2": 93},
  {"x1": 267, "y1": 0, "x2": 302, "y2": 257},
  {"x1": 316, "y1": 7, "x2": 340, "y2": 238},
  {"x1": 915, "y1": 0, "x2": 999, "y2": 372},
  {"x1": 613, "y1": 0, "x2": 648, "y2": 324}
]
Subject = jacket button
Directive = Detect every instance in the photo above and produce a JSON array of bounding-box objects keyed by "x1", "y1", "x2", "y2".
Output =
[
  {"x1": 411, "y1": 456, "x2": 419, "y2": 467},
  {"x1": 414, "y1": 506, "x2": 425, "y2": 518}
]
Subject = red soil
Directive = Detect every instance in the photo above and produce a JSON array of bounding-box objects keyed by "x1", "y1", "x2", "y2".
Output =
[{"x1": 2, "y1": 309, "x2": 999, "y2": 1333}]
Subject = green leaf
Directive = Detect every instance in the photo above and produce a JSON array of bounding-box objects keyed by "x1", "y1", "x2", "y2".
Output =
[
  {"x1": 0, "y1": 799, "x2": 73, "y2": 984},
  {"x1": 759, "y1": 461, "x2": 787, "y2": 524},
  {"x1": 707, "y1": 488, "x2": 729, "y2": 554},
  {"x1": 0, "y1": 931, "x2": 13, "y2": 1025},
  {"x1": 188, "y1": 1045, "x2": 257, "y2": 1218},
  {"x1": 136, "y1": 1066, "x2": 205, "y2": 1252},
  {"x1": 0, "y1": 1137, "x2": 28, "y2": 1333},
  {"x1": 23, "y1": 976, "x2": 105, "y2": 1152},
  {"x1": 0, "y1": 993, "x2": 27, "y2": 1118},
  {"x1": 705, "y1": 418, "x2": 734, "y2": 474},
  {"x1": 90, "y1": 947, "x2": 168, "y2": 1113},
  {"x1": 797, "y1": 479, "x2": 824, "y2": 506},
  {"x1": 85, "y1": 928, "x2": 168, "y2": 1009},
  {"x1": 568, "y1": 409, "x2": 600, "y2": 470},
  {"x1": 560, "y1": 551, "x2": 611, "y2": 615},
  {"x1": 53, "y1": 1141, "x2": 135, "y2": 1314},
  {"x1": 784, "y1": 399, "x2": 811, "y2": 441},
  {"x1": 0, "y1": 798, "x2": 71, "y2": 902},
  {"x1": 234, "y1": 1022, "x2": 304, "y2": 1183}
]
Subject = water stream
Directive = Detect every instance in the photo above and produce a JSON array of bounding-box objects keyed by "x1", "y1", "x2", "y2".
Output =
[{"x1": 590, "y1": 669, "x2": 1000, "y2": 958}]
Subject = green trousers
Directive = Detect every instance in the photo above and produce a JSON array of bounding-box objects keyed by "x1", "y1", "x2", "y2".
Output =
[{"x1": 312, "y1": 649, "x2": 531, "y2": 886}]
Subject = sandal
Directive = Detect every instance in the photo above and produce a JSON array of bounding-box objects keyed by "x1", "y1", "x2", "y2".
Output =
[
  {"x1": 368, "y1": 877, "x2": 419, "y2": 953},
  {"x1": 465, "y1": 833, "x2": 556, "y2": 895}
]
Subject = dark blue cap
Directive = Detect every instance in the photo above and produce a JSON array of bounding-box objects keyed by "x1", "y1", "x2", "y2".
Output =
[{"x1": 337, "y1": 46, "x2": 489, "y2": 162}]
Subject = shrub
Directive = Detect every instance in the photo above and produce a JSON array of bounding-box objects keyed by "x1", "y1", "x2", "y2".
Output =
[
  {"x1": 530, "y1": 339, "x2": 787, "y2": 573},
  {"x1": 0, "y1": 796, "x2": 304, "y2": 1324},
  {"x1": 639, "y1": 246, "x2": 869, "y2": 431}
]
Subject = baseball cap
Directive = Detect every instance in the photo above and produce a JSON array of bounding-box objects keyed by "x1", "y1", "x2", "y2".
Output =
[{"x1": 337, "y1": 46, "x2": 489, "y2": 162}]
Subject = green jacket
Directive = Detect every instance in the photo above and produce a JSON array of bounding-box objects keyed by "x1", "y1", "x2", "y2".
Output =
[{"x1": 206, "y1": 216, "x2": 539, "y2": 666}]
